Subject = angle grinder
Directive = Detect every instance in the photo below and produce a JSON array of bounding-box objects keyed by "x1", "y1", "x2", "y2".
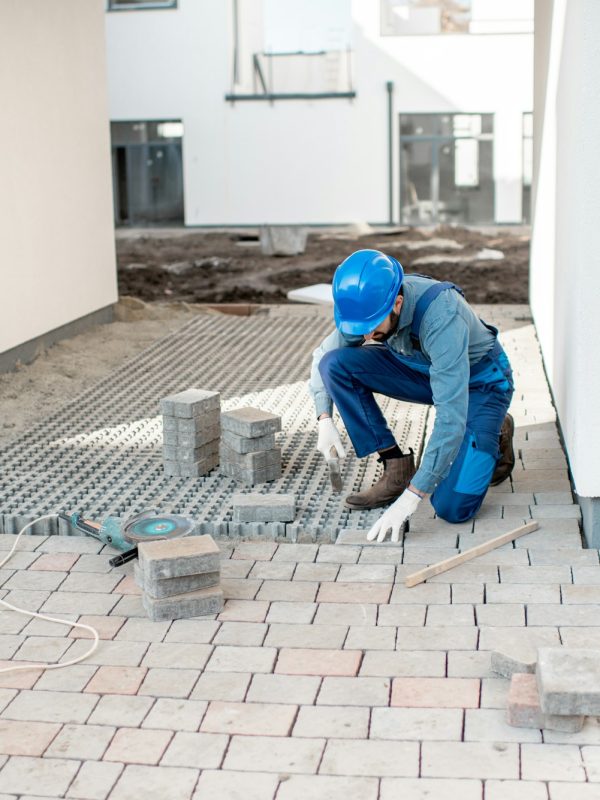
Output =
[{"x1": 58, "y1": 510, "x2": 197, "y2": 567}]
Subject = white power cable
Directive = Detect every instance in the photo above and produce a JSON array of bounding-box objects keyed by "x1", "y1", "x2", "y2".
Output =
[{"x1": 0, "y1": 514, "x2": 100, "y2": 674}]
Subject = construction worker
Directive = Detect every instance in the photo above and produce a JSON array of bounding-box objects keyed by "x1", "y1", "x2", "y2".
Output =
[{"x1": 310, "y1": 249, "x2": 515, "y2": 543}]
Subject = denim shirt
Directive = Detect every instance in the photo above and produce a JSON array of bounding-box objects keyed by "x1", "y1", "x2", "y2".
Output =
[{"x1": 309, "y1": 275, "x2": 497, "y2": 494}]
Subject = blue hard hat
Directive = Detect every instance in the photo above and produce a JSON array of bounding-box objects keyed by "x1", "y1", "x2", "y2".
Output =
[{"x1": 333, "y1": 249, "x2": 404, "y2": 336}]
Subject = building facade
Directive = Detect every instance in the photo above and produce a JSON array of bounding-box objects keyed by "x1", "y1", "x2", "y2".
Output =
[{"x1": 105, "y1": 0, "x2": 534, "y2": 227}]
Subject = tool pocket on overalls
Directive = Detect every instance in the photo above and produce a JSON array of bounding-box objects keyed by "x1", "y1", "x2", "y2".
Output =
[{"x1": 454, "y1": 433, "x2": 497, "y2": 496}]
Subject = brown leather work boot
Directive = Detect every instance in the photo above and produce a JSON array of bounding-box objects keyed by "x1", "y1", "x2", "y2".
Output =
[
  {"x1": 345, "y1": 451, "x2": 416, "y2": 510},
  {"x1": 490, "y1": 412, "x2": 515, "y2": 486}
]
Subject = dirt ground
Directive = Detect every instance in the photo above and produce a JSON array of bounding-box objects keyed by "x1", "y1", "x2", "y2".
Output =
[
  {"x1": 117, "y1": 225, "x2": 530, "y2": 305},
  {"x1": 1, "y1": 225, "x2": 529, "y2": 448}
]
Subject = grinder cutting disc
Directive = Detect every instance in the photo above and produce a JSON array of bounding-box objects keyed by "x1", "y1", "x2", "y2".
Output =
[{"x1": 122, "y1": 511, "x2": 196, "y2": 545}]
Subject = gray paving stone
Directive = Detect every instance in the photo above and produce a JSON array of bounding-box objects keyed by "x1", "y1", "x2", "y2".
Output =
[
  {"x1": 521, "y1": 743, "x2": 585, "y2": 781},
  {"x1": 265, "y1": 623, "x2": 347, "y2": 650},
  {"x1": 314, "y1": 603, "x2": 377, "y2": 626},
  {"x1": 396, "y1": 626, "x2": 478, "y2": 651},
  {"x1": 193, "y1": 769, "x2": 280, "y2": 800},
  {"x1": 480, "y1": 677, "x2": 511, "y2": 709},
  {"x1": 537, "y1": 647, "x2": 600, "y2": 716},
  {"x1": 143, "y1": 586, "x2": 224, "y2": 621},
  {"x1": 273, "y1": 543, "x2": 319, "y2": 563},
  {"x1": 134, "y1": 560, "x2": 219, "y2": 599},
  {"x1": 390, "y1": 583, "x2": 450, "y2": 604},
  {"x1": 0, "y1": 756, "x2": 80, "y2": 797},
  {"x1": 162, "y1": 439, "x2": 219, "y2": 463},
  {"x1": 529, "y1": 549, "x2": 597, "y2": 566},
  {"x1": 190, "y1": 671, "x2": 251, "y2": 702},
  {"x1": 223, "y1": 734, "x2": 324, "y2": 773},
  {"x1": 451, "y1": 584, "x2": 485, "y2": 604},
  {"x1": 500, "y1": 566, "x2": 572, "y2": 584},
  {"x1": 337, "y1": 564, "x2": 396, "y2": 583},
  {"x1": 2, "y1": 690, "x2": 99, "y2": 724},
  {"x1": 447, "y1": 651, "x2": 492, "y2": 678},
  {"x1": 530, "y1": 505, "x2": 582, "y2": 519},
  {"x1": 65, "y1": 760, "x2": 124, "y2": 800},
  {"x1": 561, "y1": 585, "x2": 600, "y2": 603},
  {"x1": 377, "y1": 605, "x2": 426, "y2": 627},
  {"x1": 293, "y1": 705, "x2": 369, "y2": 739},
  {"x1": 317, "y1": 676, "x2": 390, "y2": 707},
  {"x1": 477, "y1": 604, "x2": 525, "y2": 627},
  {"x1": 160, "y1": 388, "x2": 220, "y2": 417},
  {"x1": 277, "y1": 775, "x2": 378, "y2": 800},
  {"x1": 220, "y1": 407, "x2": 282, "y2": 438},
  {"x1": 141, "y1": 642, "x2": 213, "y2": 670},
  {"x1": 232, "y1": 493, "x2": 295, "y2": 523},
  {"x1": 421, "y1": 741, "x2": 519, "y2": 779},
  {"x1": 529, "y1": 604, "x2": 600, "y2": 626},
  {"x1": 465, "y1": 708, "x2": 542, "y2": 742},
  {"x1": 220, "y1": 442, "x2": 281, "y2": 470},
  {"x1": 219, "y1": 460, "x2": 282, "y2": 485},
  {"x1": 110, "y1": 764, "x2": 199, "y2": 800},
  {"x1": 548, "y1": 783, "x2": 600, "y2": 799},
  {"x1": 320, "y1": 738, "x2": 419, "y2": 777},
  {"x1": 222, "y1": 430, "x2": 276, "y2": 454},
  {"x1": 138, "y1": 535, "x2": 220, "y2": 580},
  {"x1": 247, "y1": 674, "x2": 321, "y2": 705},
  {"x1": 484, "y1": 780, "x2": 551, "y2": 800},
  {"x1": 370, "y1": 707, "x2": 463, "y2": 741},
  {"x1": 380, "y1": 778, "x2": 482, "y2": 800},
  {"x1": 360, "y1": 650, "x2": 446, "y2": 678},
  {"x1": 426, "y1": 605, "x2": 475, "y2": 626},
  {"x1": 486, "y1": 584, "x2": 560, "y2": 604}
]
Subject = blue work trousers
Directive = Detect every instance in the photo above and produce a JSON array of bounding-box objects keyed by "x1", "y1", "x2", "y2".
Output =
[{"x1": 319, "y1": 344, "x2": 514, "y2": 523}]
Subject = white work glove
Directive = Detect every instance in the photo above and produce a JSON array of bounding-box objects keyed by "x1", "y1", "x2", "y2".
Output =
[
  {"x1": 367, "y1": 488, "x2": 422, "y2": 544},
  {"x1": 316, "y1": 417, "x2": 346, "y2": 461}
]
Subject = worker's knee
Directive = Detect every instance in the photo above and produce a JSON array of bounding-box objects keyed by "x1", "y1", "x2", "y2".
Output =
[
  {"x1": 318, "y1": 349, "x2": 348, "y2": 382},
  {"x1": 431, "y1": 492, "x2": 480, "y2": 524}
]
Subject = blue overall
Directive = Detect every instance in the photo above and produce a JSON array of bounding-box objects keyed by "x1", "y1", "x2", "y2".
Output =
[{"x1": 318, "y1": 281, "x2": 514, "y2": 524}]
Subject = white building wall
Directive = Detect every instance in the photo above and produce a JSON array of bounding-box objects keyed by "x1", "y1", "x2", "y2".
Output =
[
  {"x1": 0, "y1": 0, "x2": 117, "y2": 357},
  {"x1": 531, "y1": 0, "x2": 600, "y2": 536},
  {"x1": 105, "y1": 0, "x2": 533, "y2": 226}
]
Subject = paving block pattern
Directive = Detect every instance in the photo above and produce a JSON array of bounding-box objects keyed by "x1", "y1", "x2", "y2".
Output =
[
  {"x1": 232, "y1": 493, "x2": 296, "y2": 523},
  {"x1": 0, "y1": 307, "x2": 429, "y2": 540}
]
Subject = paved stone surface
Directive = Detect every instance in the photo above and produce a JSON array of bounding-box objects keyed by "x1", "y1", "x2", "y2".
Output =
[{"x1": 1, "y1": 307, "x2": 599, "y2": 796}]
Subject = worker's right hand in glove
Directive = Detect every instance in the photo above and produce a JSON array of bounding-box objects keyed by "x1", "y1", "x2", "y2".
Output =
[
  {"x1": 366, "y1": 488, "x2": 422, "y2": 543},
  {"x1": 316, "y1": 416, "x2": 346, "y2": 461}
]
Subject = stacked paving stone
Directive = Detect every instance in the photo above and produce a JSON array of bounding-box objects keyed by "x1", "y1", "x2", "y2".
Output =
[
  {"x1": 161, "y1": 389, "x2": 220, "y2": 477},
  {"x1": 220, "y1": 406, "x2": 282, "y2": 485},
  {"x1": 506, "y1": 646, "x2": 600, "y2": 733},
  {"x1": 232, "y1": 492, "x2": 296, "y2": 523},
  {"x1": 135, "y1": 535, "x2": 223, "y2": 621}
]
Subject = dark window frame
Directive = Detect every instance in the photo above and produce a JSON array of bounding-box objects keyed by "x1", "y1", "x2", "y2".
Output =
[{"x1": 107, "y1": 0, "x2": 177, "y2": 12}]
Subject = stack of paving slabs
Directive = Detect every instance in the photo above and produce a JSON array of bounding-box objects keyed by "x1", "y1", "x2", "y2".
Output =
[
  {"x1": 161, "y1": 388, "x2": 220, "y2": 477},
  {"x1": 219, "y1": 406, "x2": 282, "y2": 485},
  {"x1": 506, "y1": 647, "x2": 600, "y2": 733},
  {"x1": 135, "y1": 535, "x2": 223, "y2": 621}
]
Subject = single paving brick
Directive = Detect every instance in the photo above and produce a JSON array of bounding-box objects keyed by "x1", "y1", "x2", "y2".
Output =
[
  {"x1": 360, "y1": 650, "x2": 446, "y2": 678},
  {"x1": 88, "y1": 694, "x2": 154, "y2": 727},
  {"x1": 0, "y1": 755, "x2": 80, "y2": 796},
  {"x1": 390, "y1": 583, "x2": 450, "y2": 604},
  {"x1": 314, "y1": 603, "x2": 377, "y2": 626},
  {"x1": 84, "y1": 665, "x2": 147, "y2": 696},
  {"x1": 232, "y1": 492, "x2": 295, "y2": 524},
  {"x1": 66, "y1": 759, "x2": 124, "y2": 800},
  {"x1": 138, "y1": 535, "x2": 220, "y2": 581},
  {"x1": 537, "y1": 647, "x2": 600, "y2": 716},
  {"x1": 135, "y1": 562, "x2": 219, "y2": 599},
  {"x1": 143, "y1": 586, "x2": 224, "y2": 621},
  {"x1": 391, "y1": 677, "x2": 480, "y2": 709},
  {"x1": 213, "y1": 621, "x2": 267, "y2": 647},
  {"x1": 0, "y1": 719, "x2": 60, "y2": 756},
  {"x1": 256, "y1": 580, "x2": 318, "y2": 603},
  {"x1": 320, "y1": 738, "x2": 419, "y2": 777},
  {"x1": 421, "y1": 741, "x2": 519, "y2": 779},
  {"x1": 317, "y1": 676, "x2": 390, "y2": 707},
  {"x1": 476, "y1": 603, "x2": 525, "y2": 627},
  {"x1": 190, "y1": 671, "x2": 251, "y2": 702},
  {"x1": 345, "y1": 625, "x2": 396, "y2": 650},
  {"x1": 426, "y1": 605, "x2": 475, "y2": 626},
  {"x1": 200, "y1": 700, "x2": 297, "y2": 736},
  {"x1": 109, "y1": 764, "x2": 199, "y2": 800},
  {"x1": 396, "y1": 626, "x2": 478, "y2": 651},
  {"x1": 223, "y1": 734, "x2": 324, "y2": 774},
  {"x1": 500, "y1": 565, "x2": 572, "y2": 584},
  {"x1": 266, "y1": 601, "x2": 318, "y2": 624},
  {"x1": 206, "y1": 644, "x2": 277, "y2": 674},
  {"x1": 466, "y1": 707, "x2": 541, "y2": 742},
  {"x1": 447, "y1": 651, "x2": 492, "y2": 679},
  {"x1": 380, "y1": 778, "x2": 482, "y2": 800},
  {"x1": 247, "y1": 561, "x2": 295, "y2": 581},
  {"x1": 561, "y1": 585, "x2": 600, "y2": 603},
  {"x1": 292, "y1": 705, "x2": 369, "y2": 739},
  {"x1": 485, "y1": 780, "x2": 550, "y2": 800},
  {"x1": 194, "y1": 769, "x2": 280, "y2": 800},
  {"x1": 247, "y1": 674, "x2": 321, "y2": 705},
  {"x1": 277, "y1": 774, "x2": 379, "y2": 800},
  {"x1": 159, "y1": 731, "x2": 228, "y2": 769},
  {"x1": 317, "y1": 581, "x2": 392, "y2": 604},
  {"x1": 220, "y1": 407, "x2": 282, "y2": 438},
  {"x1": 2, "y1": 689, "x2": 99, "y2": 724},
  {"x1": 276, "y1": 648, "x2": 362, "y2": 677},
  {"x1": 114, "y1": 617, "x2": 171, "y2": 643},
  {"x1": 138, "y1": 667, "x2": 200, "y2": 698},
  {"x1": 521, "y1": 743, "x2": 585, "y2": 781},
  {"x1": 45, "y1": 723, "x2": 116, "y2": 760},
  {"x1": 265, "y1": 623, "x2": 347, "y2": 650},
  {"x1": 142, "y1": 698, "x2": 208, "y2": 732},
  {"x1": 160, "y1": 388, "x2": 220, "y2": 417},
  {"x1": 528, "y1": 604, "x2": 600, "y2": 626},
  {"x1": 370, "y1": 707, "x2": 463, "y2": 741},
  {"x1": 273, "y1": 543, "x2": 319, "y2": 562}
]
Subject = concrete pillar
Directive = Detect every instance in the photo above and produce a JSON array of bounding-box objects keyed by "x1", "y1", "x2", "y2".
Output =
[{"x1": 531, "y1": 0, "x2": 600, "y2": 546}]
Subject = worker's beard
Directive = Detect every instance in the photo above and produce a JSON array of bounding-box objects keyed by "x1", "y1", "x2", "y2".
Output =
[{"x1": 371, "y1": 310, "x2": 400, "y2": 342}]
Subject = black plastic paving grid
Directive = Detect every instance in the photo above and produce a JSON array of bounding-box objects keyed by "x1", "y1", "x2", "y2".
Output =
[{"x1": 0, "y1": 308, "x2": 429, "y2": 541}]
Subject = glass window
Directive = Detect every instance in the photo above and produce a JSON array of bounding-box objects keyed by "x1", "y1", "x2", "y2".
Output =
[
  {"x1": 381, "y1": 0, "x2": 533, "y2": 36},
  {"x1": 107, "y1": 0, "x2": 177, "y2": 11},
  {"x1": 400, "y1": 112, "x2": 494, "y2": 225}
]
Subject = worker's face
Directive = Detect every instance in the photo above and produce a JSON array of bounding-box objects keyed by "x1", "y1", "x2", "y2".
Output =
[{"x1": 364, "y1": 294, "x2": 403, "y2": 342}]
